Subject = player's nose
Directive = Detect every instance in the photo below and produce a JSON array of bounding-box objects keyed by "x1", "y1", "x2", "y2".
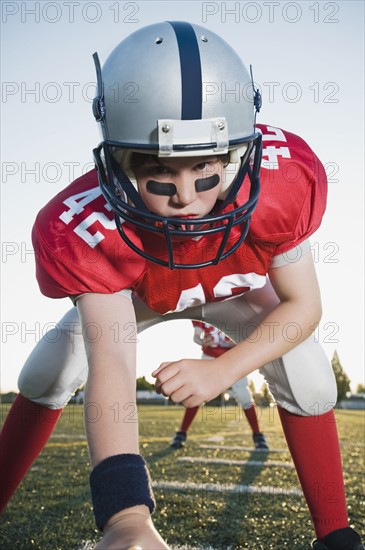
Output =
[{"x1": 172, "y1": 174, "x2": 197, "y2": 206}]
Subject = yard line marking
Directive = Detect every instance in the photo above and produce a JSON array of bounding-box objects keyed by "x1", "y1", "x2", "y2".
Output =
[
  {"x1": 177, "y1": 456, "x2": 294, "y2": 468},
  {"x1": 206, "y1": 435, "x2": 225, "y2": 442},
  {"x1": 152, "y1": 480, "x2": 302, "y2": 496},
  {"x1": 199, "y1": 444, "x2": 287, "y2": 453}
]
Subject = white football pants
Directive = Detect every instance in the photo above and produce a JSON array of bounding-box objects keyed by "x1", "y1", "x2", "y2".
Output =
[{"x1": 18, "y1": 281, "x2": 337, "y2": 416}]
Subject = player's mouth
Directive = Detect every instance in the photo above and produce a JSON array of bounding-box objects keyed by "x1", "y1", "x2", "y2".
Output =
[
  {"x1": 176, "y1": 214, "x2": 199, "y2": 220},
  {"x1": 167, "y1": 214, "x2": 209, "y2": 234},
  {"x1": 173, "y1": 214, "x2": 199, "y2": 230},
  {"x1": 152, "y1": 212, "x2": 215, "y2": 242},
  {"x1": 154, "y1": 213, "x2": 213, "y2": 235}
]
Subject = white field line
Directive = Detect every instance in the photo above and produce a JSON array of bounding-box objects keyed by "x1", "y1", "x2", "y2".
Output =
[
  {"x1": 205, "y1": 435, "x2": 225, "y2": 442},
  {"x1": 177, "y1": 456, "x2": 294, "y2": 468},
  {"x1": 152, "y1": 480, "x2": 302, "y2": 496},
  {"x1": 199, "y1": 444, "x2": 287, "y2": 453},
  {"x1": 50, "y1": 434, "x2": 365, "y2": 448}
]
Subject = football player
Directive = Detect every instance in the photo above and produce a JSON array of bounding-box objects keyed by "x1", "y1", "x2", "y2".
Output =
[
  {"x1": 0, "y1": 21, "x2": 363, "y2": 550},
  {"x1": 170, "y1": 321, "x2": 269, "y2": 450}
]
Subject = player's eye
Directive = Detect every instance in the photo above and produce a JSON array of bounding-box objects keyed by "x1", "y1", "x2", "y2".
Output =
[
  {"x1": 195, "y1": 162, "x2": 210, "y2": 171},
  {"x1": 151, "y1": 165, "x2": 172, "y2": 176},
  {"x1": 194, "y1": 158, "x2": 218, "y2": 172}
]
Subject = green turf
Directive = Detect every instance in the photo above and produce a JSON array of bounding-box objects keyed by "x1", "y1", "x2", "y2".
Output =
[{"x1": 0, "y1": 404, "x2": 364, "y2": 549}]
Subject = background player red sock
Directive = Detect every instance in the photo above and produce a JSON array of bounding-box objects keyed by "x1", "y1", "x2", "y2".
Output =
[
  {"x1": 242, "y1": 404, "x2": 260, "y2": 434},
  {"x1": 180, "y1": 406, "x2": 199, "y2": 433},
  {"x1": 0, "y1": 393, "x2": 63, "y2": 513},
  {"x1": 278, "y1": 407, "x2": 349, "y2": 539}
]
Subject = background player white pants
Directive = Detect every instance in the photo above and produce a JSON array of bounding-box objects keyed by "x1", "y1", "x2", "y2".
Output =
[
  {"x1": 200, "y1": 353, "x2": 254, "y2": 410},
  {"x1": 231, "y1": 376, "x2": 255, "y2": 410},
  {"x1": 18, "y1": 281, "x2": 337, "y2": 416}
]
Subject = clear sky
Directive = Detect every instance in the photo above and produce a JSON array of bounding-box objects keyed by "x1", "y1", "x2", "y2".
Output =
[{"x1": 1, "y1": 1, "x2": 364, "y2": 394}]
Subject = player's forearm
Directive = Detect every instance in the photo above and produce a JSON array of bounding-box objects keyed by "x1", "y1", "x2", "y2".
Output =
[
  {"x1": 219, "y1": 296, "x2": 322, "y2": 386},
  {"x1": 85, "y1": 357, "x2": 139, "y2": 467},
  {"x1": 78, "y1": 293, "x2": 140, "y2": 467}
]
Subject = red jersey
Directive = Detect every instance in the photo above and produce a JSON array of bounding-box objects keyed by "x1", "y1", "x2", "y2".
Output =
[{"x1": 32, "y1": 125, "x2": 327, "y2": 315}]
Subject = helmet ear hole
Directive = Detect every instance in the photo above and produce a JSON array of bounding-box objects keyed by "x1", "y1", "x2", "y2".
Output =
[{"x1": 92, "y1": 97, "x2": 103, "y2": 122}]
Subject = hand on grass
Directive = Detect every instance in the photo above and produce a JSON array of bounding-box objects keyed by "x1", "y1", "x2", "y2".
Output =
[{"x1": 94, "y1": 505, "x2": 169, "y2": 550}]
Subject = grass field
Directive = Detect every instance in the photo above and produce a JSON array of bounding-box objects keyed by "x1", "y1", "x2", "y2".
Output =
[{"x1": 0, "y1": 404, "x2": 364, "y2": 549}]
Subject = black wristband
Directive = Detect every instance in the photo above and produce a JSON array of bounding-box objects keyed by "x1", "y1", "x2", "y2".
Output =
[{"x1": 90, "y1": 453, "x2": 155, "y2": 531}]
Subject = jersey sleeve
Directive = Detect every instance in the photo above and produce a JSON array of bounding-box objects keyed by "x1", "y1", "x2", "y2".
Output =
[
  {"x1": 249, "y1": 125, "x2": 328, "y2": 256},
  {"x1": 32, "y1": 170, "x2": 146, "y2": 299}
]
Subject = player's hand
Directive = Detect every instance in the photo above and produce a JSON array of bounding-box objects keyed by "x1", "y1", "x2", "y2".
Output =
[
  {"x1": 201, "y1": 328, "x2": 234, "y2": 350},
  {"x1": 201, "y1": 332, "x2": 216, "y2": 348},
  {"x1": 152, "y1": 358, "x2": 225, "y2": 407},
  {"x1": 94, "y1": 505, "x2": 170, "y2": 550}
]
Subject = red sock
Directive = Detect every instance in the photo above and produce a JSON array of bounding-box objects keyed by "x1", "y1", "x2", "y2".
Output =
[
  {"x1": 243, "y1": 405, "x2": 260, "y2": 434},
  {"x1": 0, "y1": 394, "x2": 63, "y2": 513},
  {"x1": 180, "y1": 406, "x2": 199, "y2": 433},
  {"x1": 278, "y1": 407, "x2": 349, "y2": 539}
]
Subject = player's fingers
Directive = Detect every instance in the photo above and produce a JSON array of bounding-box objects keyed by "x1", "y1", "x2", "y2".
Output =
[
  {"x1": 181, "y1": 395, "x2": 203, "y2": 408},
  {"x1": 169, "y1": 386, "x2": 194, "y2": 404},
  {"x1": 151, "y1": 361, "x2": 174, "y2": 377},
  {"x1": 158, "y1": 373, "x2": 185, "y2": 398},
  {"x1": 153, "y1": 364, "x2": 181, "y2": 391},
  {"x1": 154, "y1": 374, "x2": 175, "y2": 394}
]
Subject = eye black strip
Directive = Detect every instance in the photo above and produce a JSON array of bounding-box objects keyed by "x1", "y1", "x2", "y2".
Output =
[
  {"x1": 195, "y1": 174, "x2": 220, "y2": 192},
  {"x1": 147, "y1": 180, "x2": 177, "y2": 196}
]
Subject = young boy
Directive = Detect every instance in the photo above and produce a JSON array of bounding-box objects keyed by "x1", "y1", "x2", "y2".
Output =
[
  {"x1": 0, "y1": 21, "x2": 363, "y2": 550},
  {"x1": 170, "y1": 321, "x2": 269, "y2": 450}
]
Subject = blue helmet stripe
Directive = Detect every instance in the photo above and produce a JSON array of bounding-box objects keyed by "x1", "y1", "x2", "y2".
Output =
[{"x1": 168, "y1": 21, "x2": 202, "y2": 120}]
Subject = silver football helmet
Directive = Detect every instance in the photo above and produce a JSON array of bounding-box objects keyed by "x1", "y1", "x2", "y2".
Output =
[{"x1": 93, "y1": 21, "x2": 262, "y2": 269}]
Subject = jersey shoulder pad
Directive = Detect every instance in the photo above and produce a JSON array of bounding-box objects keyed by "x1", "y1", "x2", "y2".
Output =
[
  {"x1": 32, "y1": 170, "x2": 146, "y2": 298},
  {"x1": 248, "y1": 124, "x2": 328, "y2": 254}
]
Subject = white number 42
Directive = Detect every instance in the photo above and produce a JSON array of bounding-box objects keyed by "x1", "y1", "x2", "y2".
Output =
[{"x1": 59, "y1": 186, "x2": 116, "y2": 248}]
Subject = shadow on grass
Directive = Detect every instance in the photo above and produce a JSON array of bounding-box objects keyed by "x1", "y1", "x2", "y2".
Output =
[
  {"x1": 203, "y1": 447, "x2": 270, "y2": 548},
  {"x1": 146, "y1": 446, "x2": 177, "y2": 464}
]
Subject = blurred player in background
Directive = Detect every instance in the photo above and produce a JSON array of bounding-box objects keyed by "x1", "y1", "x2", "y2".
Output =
[{"x1": 170, "y1": 321, "x2": 269, "y2": 450}]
